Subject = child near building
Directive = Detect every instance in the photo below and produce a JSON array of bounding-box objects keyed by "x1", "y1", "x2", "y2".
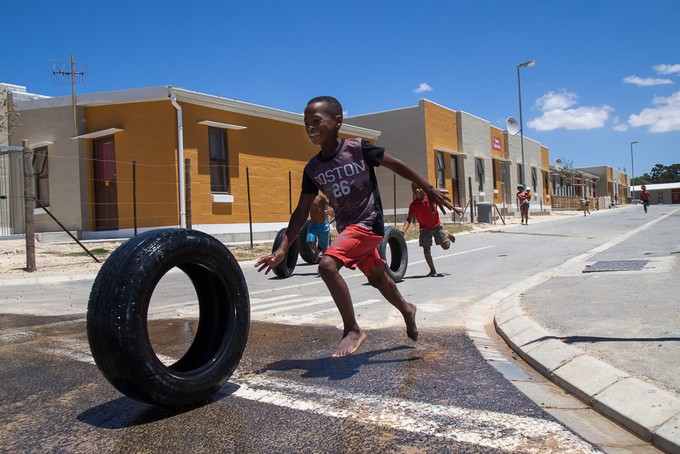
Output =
[{"x1": 401, "y1": 183, "x2": 456, "y2": 277}]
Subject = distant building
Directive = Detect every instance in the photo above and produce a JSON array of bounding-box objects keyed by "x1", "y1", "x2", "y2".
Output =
[
  {"x1": 349, "y1": 100, "x2": 551, "y2": 217},
  {"x1": 4, "y1": 84, "x2": 378, "y2": 240},
  {"x1": 631, "y1": 182, "x2": 680, "y2": 205},
  {"x1": 576, "y1": 166, "x2": 630, "y2": 205}
]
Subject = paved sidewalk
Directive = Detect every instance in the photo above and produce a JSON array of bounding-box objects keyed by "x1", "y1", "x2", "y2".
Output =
[{"x1": 495, "y1": 205, "x2": 680, "y2": 453}]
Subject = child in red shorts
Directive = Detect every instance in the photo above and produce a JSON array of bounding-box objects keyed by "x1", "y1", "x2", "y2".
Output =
[
  {"x1": 256, "y1": 96, "x2": 452, "y2": 358},
  {"x1": 402, "y1": 183, "x2": 456, "y2": 277}
]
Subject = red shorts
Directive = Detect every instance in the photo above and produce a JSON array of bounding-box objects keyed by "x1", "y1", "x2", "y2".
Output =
[{"x1": 324, "y1": 224, "x2": 386, "y2": 276}]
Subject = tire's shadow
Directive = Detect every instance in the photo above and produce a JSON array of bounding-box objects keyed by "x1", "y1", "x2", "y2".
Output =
[{"x1": 76, "y1": 392, "x2": 229, "y2": 429}]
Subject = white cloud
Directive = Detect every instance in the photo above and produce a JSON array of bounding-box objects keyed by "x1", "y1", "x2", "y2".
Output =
[
  {"x1": 611, "y1": 116, "x2": 629, "y2": 132},
  {"x1": 527, "y1": 89, "x2": 613, "y2": 131},
  {"x1": 412, "y1": 82, "x2": 433, "y2": 94},
  {"x1": 654, "y1": 64, "x2": 680, "y2": 75},
  {"x1": 623, "y1": 75, "x2": 672, "y2": 86},
  {"x1": 534, "y1": 90, "x2": 577, "y2": 111},
  {"x1": 628, "y1": 90, "x2": 680, "y2": 133}
]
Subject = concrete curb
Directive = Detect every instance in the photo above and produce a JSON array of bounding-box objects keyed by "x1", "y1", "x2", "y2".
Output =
[{"x1": 494, "y1": 297, "x2": 680, "y2": 453}]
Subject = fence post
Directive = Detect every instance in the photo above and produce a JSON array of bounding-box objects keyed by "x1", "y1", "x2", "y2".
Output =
[
  {"x1": 289, "y1": 171, "x2": 292, "y2": 215},
  {"x1": 468, "y1": 177, "x2": 474, "y2": 224},
  {"x1": 247, "y1": 167, "x2": 253, "y2": 249},
  {"x1": 132, "y1": 161, "x2": 137, "y2": 235},
  {"x1": 185, "y1": 158, "x2": 192, "y2": 230},
  {"x1": 22, "y1": 139, "x2": 36, "y2": 272},
  {"x1": 393, "y1": 174, "x2": 397, "y2": 226}
]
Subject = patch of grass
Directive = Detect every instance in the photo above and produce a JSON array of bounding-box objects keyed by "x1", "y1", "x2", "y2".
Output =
[
  {"x1": 46, "y1": 247, "x2": 111, "y2": 258},
  {"x1": 226, "y1": 243, "x2": 273, "y2": 262},
  {"x1": 400, "y1": 223, "x2": 471, "y2": 241}
]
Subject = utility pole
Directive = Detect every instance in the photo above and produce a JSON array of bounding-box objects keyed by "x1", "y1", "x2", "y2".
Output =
[{"x1": 52, "y1": 54, "x2": 85, "y2": 130}]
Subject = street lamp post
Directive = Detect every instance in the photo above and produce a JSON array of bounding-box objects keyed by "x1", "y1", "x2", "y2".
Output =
[
  {"x1": 517, "y1": 59, "x2": 536, "y2": 186},
  {"x1": 630, "y1": 140, "x2": 638, "y2": 200}
]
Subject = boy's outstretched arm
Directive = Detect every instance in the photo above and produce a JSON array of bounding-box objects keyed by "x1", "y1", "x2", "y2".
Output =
[
  {"x1": 255, "y1": 193, "x2": 315, "y2": 274},
  {"x1": 401, "y1": 215, "x2": 414, "y2": 234},
  {"x1": 381, "y1": 152, "x2": 453, "y2": 214}
]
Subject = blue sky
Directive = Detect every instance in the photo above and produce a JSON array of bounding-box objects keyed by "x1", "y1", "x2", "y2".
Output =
[{"x1": 3, "y1": 1, "x2": 679, "y2": 177}]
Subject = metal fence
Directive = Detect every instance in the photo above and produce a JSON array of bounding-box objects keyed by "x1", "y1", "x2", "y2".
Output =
[{"x1": 0, "y1": 147, "x2": 24, "y2": 237}]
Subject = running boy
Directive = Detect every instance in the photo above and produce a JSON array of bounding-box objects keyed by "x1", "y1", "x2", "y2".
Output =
[
  {"x1": 256, "y1": 96, "x2": 453, "y2": 358},
  {"x1": 401, "y1": 183, "x2": 456, "y2": 277}
]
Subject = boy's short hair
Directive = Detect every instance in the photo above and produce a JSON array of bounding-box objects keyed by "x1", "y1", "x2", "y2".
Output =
[{"x1": 307, "y1": 96, "x2": 343, "y2": 119}]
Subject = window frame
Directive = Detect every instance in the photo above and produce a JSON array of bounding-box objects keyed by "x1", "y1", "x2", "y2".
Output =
[
  {"x1": 436, "y1": 152, "x2": 446, "y2": 189},
  {"x1": 33, "y1": 146, "x2": 50, "y2": 208},
  {"x1": 208, "y1": 127, "x2": 229, "y2": 193},
  {"x1": 475, "y1": 158, "x2": 485, "y2": 192}
]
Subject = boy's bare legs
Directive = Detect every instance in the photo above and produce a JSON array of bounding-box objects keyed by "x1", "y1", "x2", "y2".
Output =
[
  {"x1": 367, "y1": 267, "x2": 418, "y2": 342},
  {"x1": 318, "y1": 255, "x2": 366, "y2": 357},
  {"x1": 423, "y1": 246, "x2": 437, "y2": 276}
]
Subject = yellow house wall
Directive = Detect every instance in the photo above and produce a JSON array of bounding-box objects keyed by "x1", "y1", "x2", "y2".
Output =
[
  {"x1": 541, "y1": 146, "x2": 551, "y2": 205},
  {"x1": 422, "y1": 100, "x2": 458, "y2": 194},
  {"x1": 86, "y1": 101, "x2": 179, "y2": 230},
  {"x1": 86, "y1": 100, "x2": 358, "y2": 230},
  {"x1": 490, "y1": 126, "x2": 505, "y2": 204}
]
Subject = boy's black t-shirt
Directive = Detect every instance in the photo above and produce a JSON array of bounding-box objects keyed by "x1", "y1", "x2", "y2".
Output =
[{"x1": 302, "y1": 138, "x2": 385, "y2": 236}]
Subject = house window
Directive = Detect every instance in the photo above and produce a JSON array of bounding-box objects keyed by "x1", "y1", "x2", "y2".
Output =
[
  {"x1": 209, "y1": 127, "x2": 229, "y2": 193},
  {"x1": 531, "y1": 167, "x2": 538, "y2": 191},
  {"x1": 517, "y1": 163, "x2": 523, "y2": 185},
  {"x1": 436, "y1": 152, "x2": 446, "y2": 189},
  {"x1": 476, "y1": 158, "x2": 484, "y2": 191},
  {"x1": 33, "y1": 146, "x2": 49, "y2": 208}
]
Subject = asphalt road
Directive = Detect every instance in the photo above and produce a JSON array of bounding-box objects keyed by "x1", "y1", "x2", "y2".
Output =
[{"x1": 1, "y1": 206, "x2": 673, "y2": 452}]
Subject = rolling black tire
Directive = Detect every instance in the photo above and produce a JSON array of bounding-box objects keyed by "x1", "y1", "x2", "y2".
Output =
[
  {"x1": 298, "y1": 220, "x2": 317, "y2": 264},
  {"x1": 271, "y1": 227, "x2": 300, "y2": 278},
  {"x1": 87, "y1": 229, "x2": 250, "y2": 407},
  {"x1": 378, "y1": 226, "x2": 408, "y2": 282}
]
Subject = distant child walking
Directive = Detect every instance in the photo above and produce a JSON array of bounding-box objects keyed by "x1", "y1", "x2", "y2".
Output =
[
  {"x1": 582, "y1": 196, "x2": 591, "y2": 216},
  {"x1": 640, "y1": 185, "x2": 651, "y2": 213},
  {"x1": 256, "y1": 96, "x2": 453, "y2": 358},
  {"x1": 401, "y1": 183, "x2": 456, "y2": 277}
]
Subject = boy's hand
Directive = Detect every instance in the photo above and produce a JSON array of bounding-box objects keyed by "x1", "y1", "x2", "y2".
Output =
[
  {"x1": 255, "y1": 250, "x2": 285, "y2": 274},
  {"x1": 424, "y1": 185, "x2": 454, "y2": 214}
]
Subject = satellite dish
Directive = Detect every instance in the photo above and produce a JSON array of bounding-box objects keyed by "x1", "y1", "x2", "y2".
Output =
[
  {"x1": 555, "y1": 158, "x2": 564, "y2": 171},
  {"x1": 506, "y1": 117, "x2": 519, "y2": 135}
]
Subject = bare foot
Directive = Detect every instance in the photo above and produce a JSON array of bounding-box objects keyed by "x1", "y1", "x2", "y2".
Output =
[
  {"x1": 331, "y1": 329, "x2": 366, "y2": 358},
  {"x1": 426, "y1": 270, "x2": 437, "y2": 277},
  {"x1": 404, "y1": 303, "x2": 418, "y2": 341}
]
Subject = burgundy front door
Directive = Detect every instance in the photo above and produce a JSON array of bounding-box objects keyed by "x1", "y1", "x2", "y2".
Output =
[{"x1": 92, "y1": 137, "x2": 119, "y2": 230}]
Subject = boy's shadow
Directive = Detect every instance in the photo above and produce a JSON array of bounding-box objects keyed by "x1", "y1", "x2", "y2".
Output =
[{"x1": 256, "y1": 345, "x2": 420, "y2": 381}]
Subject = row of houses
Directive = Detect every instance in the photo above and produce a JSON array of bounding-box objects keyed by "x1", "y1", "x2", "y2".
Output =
[{"x1": 0, "y1": 82, "x2": 636, "y2": 241}]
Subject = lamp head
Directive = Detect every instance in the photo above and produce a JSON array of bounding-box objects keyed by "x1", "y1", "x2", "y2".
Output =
[
  {"x1": 631, "y1": 140, "x2": 639, "y2": 145},
  {"x1": 518, "y1": 59, "x2": 536, "y2": 68}
]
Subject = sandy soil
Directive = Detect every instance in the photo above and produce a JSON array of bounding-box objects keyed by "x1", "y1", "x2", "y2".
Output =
[{"x1": 0, "y1": 211, "x2": 582, "y2": 281}]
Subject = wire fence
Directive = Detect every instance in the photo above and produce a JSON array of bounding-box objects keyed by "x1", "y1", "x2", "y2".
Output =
[{"x1": 0, "y1": 150, "x2": 437, "y2": 238}]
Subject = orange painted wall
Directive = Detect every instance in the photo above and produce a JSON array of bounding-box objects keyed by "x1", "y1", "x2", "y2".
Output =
[
  {"x1": 422, "y1": 101, "x2": 458, "y2": 193},
  {"x1": 86, "y1": 100, "x2": 359, "y2": 230}
]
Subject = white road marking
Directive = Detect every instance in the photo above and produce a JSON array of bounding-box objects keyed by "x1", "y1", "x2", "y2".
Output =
[
  {"x1": 251, "y1": 296, "x2": 334, "y2": 314},
  {"x1": 409, "y1": 245, "x2": 494, "y2": 267},
  {"x1": 230, "y1": 374, "x2": 598, "y2": 453},
  {"x1": 249, "y1": 246, "x2": 494, "y2": 296},
  {"x1": 40, "y1": 341, "x2": 596, "y2": 453}
]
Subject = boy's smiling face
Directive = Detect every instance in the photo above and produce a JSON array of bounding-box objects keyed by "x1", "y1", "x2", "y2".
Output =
[{"x1": 304, "y1": 102, "x2": 342, "y2": 149}]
